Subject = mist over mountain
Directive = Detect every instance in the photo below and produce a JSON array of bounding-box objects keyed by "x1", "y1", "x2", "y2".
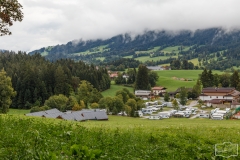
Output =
[{"x1": 29, "y1": 28, "x2": 240, "y2": 70}]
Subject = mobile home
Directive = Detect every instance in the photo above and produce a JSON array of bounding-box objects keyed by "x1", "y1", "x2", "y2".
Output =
[{"x1": 149, "y1": 114, "x2": 163, "y2": 120}]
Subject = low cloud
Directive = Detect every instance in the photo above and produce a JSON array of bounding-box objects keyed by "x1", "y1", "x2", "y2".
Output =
[{"x1": 0, "y1": 0, "x2": 239, "y2": 52}]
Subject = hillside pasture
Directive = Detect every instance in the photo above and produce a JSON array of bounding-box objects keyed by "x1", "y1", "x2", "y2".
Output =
[
  {"x1": 156, "y1": 70, "x2": 223, "y2": 92},
  {"x1": 73, "y1": 45, "x2": 110, "y2": 55},
  {"x1": 134, "y1": 55, "x2": 177, "y2": 62},
  {"x1": 135, "y1": 46, "x2": 161, "y2": 54}
]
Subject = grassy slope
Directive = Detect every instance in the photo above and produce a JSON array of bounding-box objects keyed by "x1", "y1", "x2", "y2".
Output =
[
  {"x1": 135, "y1": 46, "x2": 161, "y2": 54},
  {"x1": 73, "y1": 45, "x2": 109, "y2": 55},
  {"x1": 8, "y1": 109, "x2": 30, "y2": 115},
  {"x1": 135, "y1": 56, "x2": 177, "y2": 62},
  {"x1": 156, "y1": 70, "x2": 223, "y2": 92},
  {"x1": 101, "y1": 84, "x2": 134, "y2": 97}
]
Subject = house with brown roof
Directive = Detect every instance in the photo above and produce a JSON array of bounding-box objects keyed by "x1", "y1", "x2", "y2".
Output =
[
  {"x1": 199, "y1": 87, "x2": 240, "y2": 105},
  {"x1": 152, "y1": 86, "x2": 167, "y2": 95},
  {"x1": 135, "y1": 90, "x2": 152, "y2": 99}
]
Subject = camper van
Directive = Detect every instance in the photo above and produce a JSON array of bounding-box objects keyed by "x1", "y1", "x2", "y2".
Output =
[
  {"x1": 142, "y1": 108, "x2": 153, "y2": 115},
  {"x1": 198, "y1": 114, "x2": 210, "y2": 118},
  {"x1": 211, "y1": 113, "x2": 224, "y2": 120},
  {"x1": 158, "y1": 112, "x2": 171, "y2": 118},
  {"x1": 149, "y1": 114, "x2": 163, "y2": 120}
]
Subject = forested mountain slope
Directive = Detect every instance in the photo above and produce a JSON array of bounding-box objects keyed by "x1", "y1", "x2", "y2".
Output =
[{"x1": 29, "y1": 28, "x2": 240, "y2": 70}]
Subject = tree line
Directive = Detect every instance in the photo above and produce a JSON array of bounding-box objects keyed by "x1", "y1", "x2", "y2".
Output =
[
  {"x1": 200, "y1": 68, "x2": 240, "y2": 90},
  {"x1": 0, "y1": 51, "x2": 110, "y2": 109}
]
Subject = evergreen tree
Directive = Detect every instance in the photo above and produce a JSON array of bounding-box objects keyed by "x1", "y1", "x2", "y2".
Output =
[
  {"x1": 230, "y1": 70, "x2": 239, "y2": 88},
  {"x1": 207, "y1": 70, "x2": 214, "y2": 87},
  {"x1": 200, "y1": 68, "x2": 209, "y2": 88},
  {"x1": 135, "y1": 65, "x2": 150, "y2": 90}
]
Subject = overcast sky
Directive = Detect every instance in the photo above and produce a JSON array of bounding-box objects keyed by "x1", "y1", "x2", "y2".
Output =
[{"x1": 0, "y1": 0, "x2": 240, "y2": 52}]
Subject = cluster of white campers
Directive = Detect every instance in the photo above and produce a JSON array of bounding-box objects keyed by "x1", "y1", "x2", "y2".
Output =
[{"x1": 135, "y1": 101, "x2": 231, "y2": 120}]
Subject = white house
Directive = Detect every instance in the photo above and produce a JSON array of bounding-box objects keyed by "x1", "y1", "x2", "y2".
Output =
[
  {"x1": 152, "y1": 86, "x2": 167, "y2": 95},
  {"x1": 199, "y1": 87, "x2": 240, "y2": 102},
  {"x1": 135, "y1": 90, "x2": 152, "y2": 99}
]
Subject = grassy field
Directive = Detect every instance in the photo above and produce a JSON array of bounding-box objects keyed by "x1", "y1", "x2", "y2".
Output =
[
  {"x1": 102, "y1": 70, "x2": 224, "y2": 95},
  {"x1": 189, "y1": 58, "x2": 199, "y2": 65},
  {"x1": 156, "y1": 70, "x2": 223, "y2": 92},
  {"x1": 134, "y1": 55, "x2": 177, "y2": 62},
  {"x1": 161, "y1": 46, "x2": 180, "y2": 54},
  {"x1": 8, "y1": 109, "x2": 30, "y2": 115},
  {"x1": 1, "y1": 113, "x2": 240, "y2": 159},
  {"x1": 135, "y1": 46, "x2": 161, "y2": 54},
  {"x1": 101, "y1": 84, "x2": 134, "y2": 97},
  {"x1": 73, "y1": 45, "x2": 109, "y2": 55}
]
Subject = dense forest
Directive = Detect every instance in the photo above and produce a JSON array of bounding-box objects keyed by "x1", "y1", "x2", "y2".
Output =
[
  {"x1": 0, "y1": 51, "x2": 110, "y2": 109},
  {"x1": 28, "y1": 28, "x2": 240, "y2": 70}
]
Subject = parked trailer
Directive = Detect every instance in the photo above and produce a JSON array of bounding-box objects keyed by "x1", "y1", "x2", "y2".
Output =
[
  {"x1": 199, "y1": 114, "x2": 210, "y2": 118},
  {"x1": 149, "y1": 114, "x2": 163, "y2": 120},
  {"x1": 211, "y1": 113, "x2": 224, "y2": 120},
  {"x1": 142, "y1": 108, "x2": 153, "y2": 115},
  {"x1": 158, "y1": 112, "x2": 171, "y2": 118},
  {"x1": 215, "y1": 110, "x2": 227, "y2": 115}
]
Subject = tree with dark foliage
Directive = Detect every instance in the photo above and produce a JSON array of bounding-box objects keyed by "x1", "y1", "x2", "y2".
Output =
[{"x1": 0, "y1": 0, "x2": 23, "y2": 35}]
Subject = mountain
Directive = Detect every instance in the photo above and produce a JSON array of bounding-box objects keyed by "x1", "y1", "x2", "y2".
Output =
[{"x1": 29, "y1": 28, "x2": 240, "y2": 70}]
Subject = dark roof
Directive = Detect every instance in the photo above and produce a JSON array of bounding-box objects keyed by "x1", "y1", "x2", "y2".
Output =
[
  {"x1": 26, "y1": 109, "x2": 108, "y2": 121},
  {"x1": 208, "y1": 99, "x2": 223, "y2": 104},
  {"x1": 43, "y1": 112, "x2": 64, "y2": 118},
  {"x1": 25, "y1": 111, "x2": 46, "y2": 117},
  {"x1": 94, "y1": 111, "x2": 108, "y2": 120},
  {"x1": 202, "y1": 87, "x2": 235, "y2": 93},
  {"x1": 82, "y1": 112, "x2": 96, "y2": 120},
  {"x1": 45, "y1": 108, "x2": 62, "y2": 114},
  {"x1": 26, "y1": 108, "x2": 63, "y2": 117}
]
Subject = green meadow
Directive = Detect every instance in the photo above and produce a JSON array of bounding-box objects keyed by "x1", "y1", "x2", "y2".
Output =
[
  {"x1": 102, "y1": 70, "x2": 225, "y2": 95},
  {"x1": 156, "y1": 70, "x2": 223, "y2": 92},
  {"x1": 73, "y1": 45, "x2": 109, "y2": 55},
  {"x1": 101, "y1": 84, "x2": 134, "y2": 97},
  {"x1": 135, "y1": 55, "x2": 177, "y2": 62},
  {"x1": 1, "y1": 114, "x2": 240, "y2": 159}
]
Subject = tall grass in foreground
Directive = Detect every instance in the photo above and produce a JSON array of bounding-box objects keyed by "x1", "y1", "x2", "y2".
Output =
[{"x1": 0, "y1": 115, "x2": 239, "y2": 159}]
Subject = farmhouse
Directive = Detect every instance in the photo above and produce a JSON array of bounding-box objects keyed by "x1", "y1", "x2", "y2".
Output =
[
  {"x1": 199, "y1": 88, "x2": 240, "y2": 107},
  {"x1": 152, "y1": 86, "x2": 167, "y2": 95},
  {"x1": 135, "y1": 90, "x2": 152, "y2": 99}
]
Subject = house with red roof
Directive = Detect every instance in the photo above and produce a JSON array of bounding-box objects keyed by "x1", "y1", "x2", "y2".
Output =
[{"x1": 152, "y1": 86, "x2": 167, "y2": 95}]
